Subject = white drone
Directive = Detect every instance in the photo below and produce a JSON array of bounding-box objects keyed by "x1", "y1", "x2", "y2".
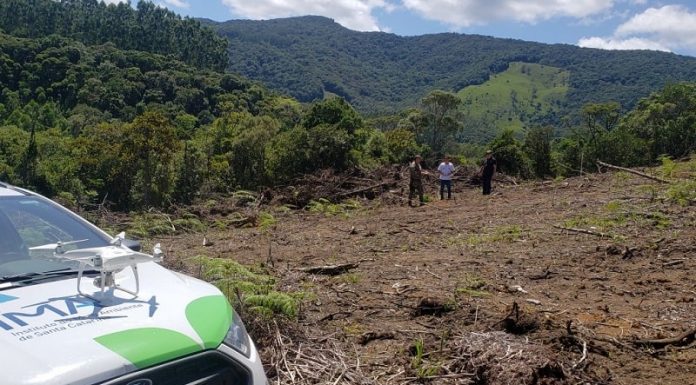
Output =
[{"x1": 31, "y1": 232, "x2": 163, "y2": 302}]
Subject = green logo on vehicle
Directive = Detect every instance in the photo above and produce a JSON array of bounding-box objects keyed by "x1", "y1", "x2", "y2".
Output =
[{"x1": 94, "y1": 295, "x2": 232, "y2": 368}]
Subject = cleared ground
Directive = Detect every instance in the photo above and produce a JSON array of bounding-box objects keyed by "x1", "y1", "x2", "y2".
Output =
[{"x1": 157, "y1": 167, "x2": 695, "y2": 384}]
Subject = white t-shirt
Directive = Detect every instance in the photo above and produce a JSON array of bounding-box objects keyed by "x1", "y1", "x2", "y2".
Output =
[{"x1": 438, "y1": 162, "x2": 455, "y2": 181}]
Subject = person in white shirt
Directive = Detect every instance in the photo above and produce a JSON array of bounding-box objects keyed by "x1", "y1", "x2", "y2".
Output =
[{"x1": 437, "y1": 155, "x2": 455, "y2": 200}]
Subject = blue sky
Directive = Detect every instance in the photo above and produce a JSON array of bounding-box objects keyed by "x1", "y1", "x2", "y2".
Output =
[{"x1": 107, "y1": 0, "x2": 696, "y2": 57}]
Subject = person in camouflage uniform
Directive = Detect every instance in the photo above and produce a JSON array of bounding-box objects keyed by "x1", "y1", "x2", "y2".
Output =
[{"x1": 409, "y1": 155, "x2": 426, "y2": 206}]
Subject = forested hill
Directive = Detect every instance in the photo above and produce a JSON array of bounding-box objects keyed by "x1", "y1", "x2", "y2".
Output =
[
  {"x1": 0, "y1": 0, "x2": 228, "y2": 71},
  {"x1": 211, "y1": 16, "x2": 696, "y2": 115},
  {"x1": 0, "y1": 1, "x2": 304, "y2": 209}
]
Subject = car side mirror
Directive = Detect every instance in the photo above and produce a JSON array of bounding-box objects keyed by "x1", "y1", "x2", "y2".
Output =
[{"x1": 122, "y1": 239, "x2": 141, "y2": 252}]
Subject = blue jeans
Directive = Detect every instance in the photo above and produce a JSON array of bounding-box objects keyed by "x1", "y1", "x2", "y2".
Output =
[{"x1": 440, "y1": 180, "x2": 452, "y2": 199}]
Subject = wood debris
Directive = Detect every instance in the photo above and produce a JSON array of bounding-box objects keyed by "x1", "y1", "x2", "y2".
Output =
[{"x1": 300, "y1": 263, "x2": 359, "y2": 275}]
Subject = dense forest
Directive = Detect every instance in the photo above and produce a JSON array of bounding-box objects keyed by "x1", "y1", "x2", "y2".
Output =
[
  {"x1": 0, "y1": 0, "x2": 228, "y2": 71},
  {"x1": 0, "y1": 0, "x2": 694, "y2": 214},
  {"x1": 211, "y1": 16, "x2": 696, "y2": 121}
]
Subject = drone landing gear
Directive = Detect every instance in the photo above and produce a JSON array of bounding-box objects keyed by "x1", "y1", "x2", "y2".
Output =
[{"x1": 76, "y1": 262, "x2": 141, "y2": 304}]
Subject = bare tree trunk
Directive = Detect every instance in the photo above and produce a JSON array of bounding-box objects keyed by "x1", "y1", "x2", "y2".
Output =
[{"x1": 597, "y1": 160, "x2": 670, "y2": 184}]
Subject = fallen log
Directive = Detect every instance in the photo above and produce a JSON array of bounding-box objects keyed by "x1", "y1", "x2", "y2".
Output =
[
  {"x1": 336, "y1": 180, "x2": 395, "y2": 198},
  {"x1": 662, "y1": 259, "x2": 685, "y2": 267},
  {"x1": 634, "y1": 328, "x2": 696, "y2": 348},
  {"x1": 498, "y1": 174, "x2": 518, "y2": 186},
  {"x1": 301, "y1": 263, "x2": 359, "y2": 275},
  {"x1": 597, "y1": 160, "x2": 670, "y2": 184}
]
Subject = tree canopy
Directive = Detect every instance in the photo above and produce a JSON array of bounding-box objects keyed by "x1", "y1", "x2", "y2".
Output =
[{"x1": 0, "y1": 0, "x2": 228, "y2": 71}]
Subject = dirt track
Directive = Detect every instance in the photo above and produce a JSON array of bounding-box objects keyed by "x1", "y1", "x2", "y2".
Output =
[{"x1": 161, "y1": 170, "x2": 695, "y2": 384}]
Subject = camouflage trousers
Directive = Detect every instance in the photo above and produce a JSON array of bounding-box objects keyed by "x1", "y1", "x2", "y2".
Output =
[{"x1": 409, "y1": 179, "x2": 424, "y2": 203}]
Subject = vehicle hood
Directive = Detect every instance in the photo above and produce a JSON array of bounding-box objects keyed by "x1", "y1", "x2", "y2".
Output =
[{"x1": 0, "y1": 263, "x2": 233, "y2": 385}]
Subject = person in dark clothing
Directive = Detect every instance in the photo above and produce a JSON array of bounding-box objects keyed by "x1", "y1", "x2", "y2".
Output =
[
  {"x1": 408, "y1": 155, "x2": 427, "y2": 206},
  {"x1": 480, "y1": 150, "x2": 497, "y2": 195}
]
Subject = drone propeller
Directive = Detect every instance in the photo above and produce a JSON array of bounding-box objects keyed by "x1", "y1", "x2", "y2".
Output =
[
  {"x1": 153, "y1": 243, "x2": 163, "y2": 261},
  {"x1": 110, "y1": 232, "x2": 126, "y2": 246},
  {"x1": 62, "y1": 245, "x2": 157, "y2": 271},
  {"x1": 28, "y1": 239, "x2": 89, "y2": 252}
]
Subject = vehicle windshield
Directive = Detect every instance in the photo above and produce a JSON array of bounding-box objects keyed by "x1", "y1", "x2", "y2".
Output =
[{"x1": 0, "y1": 195, "x2": 111, "y2": 278}]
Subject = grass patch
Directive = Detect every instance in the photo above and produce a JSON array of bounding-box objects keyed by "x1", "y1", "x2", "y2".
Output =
[
  {"x1": 491, "y1": 225, "x2": 523, "y2": 242},
  {"x1": 335, "y1": 273, "x2": 361, "y2": 284},
  {"x1": 563, "y1": 214, "x2": 625, "y2": 232},
  {"x1": 411, "y1": 339, "x2": 441, "y2": 379},
  {"x1": 452, "y1": 225, "x2": 525, "y2": 247},
  {"x1": 455, "y1": 274, "x2": 488, "y2": 298},
  {"x1": 343, "y1": 322, "x2": 365, "y2": 336},
  {"x1": 564, "y1": 201, "x2": 673, "y2": 234},
  {"x1": 612, "y1": 171, "x2": 630, "y2": 184},
  {"x1": 458, "y1": 62, "x2": 569, "y2": 140},
  {"x1": 604, "y1": 200, "x2": 622, "y2": 213}
]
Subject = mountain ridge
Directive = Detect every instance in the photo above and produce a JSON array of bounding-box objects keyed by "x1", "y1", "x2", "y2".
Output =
[{"x1": 210, "y1": 15, "x2": 696, "y2": 121}]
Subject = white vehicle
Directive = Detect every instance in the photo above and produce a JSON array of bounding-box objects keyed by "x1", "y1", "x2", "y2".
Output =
[{"x1": 0, "y1": 182, "x2": 268, "y2": 385}]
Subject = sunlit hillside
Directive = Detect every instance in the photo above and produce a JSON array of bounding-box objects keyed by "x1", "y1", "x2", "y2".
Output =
[{"x1": 458, "y1": 62, "x2": 570, "y2": 141}]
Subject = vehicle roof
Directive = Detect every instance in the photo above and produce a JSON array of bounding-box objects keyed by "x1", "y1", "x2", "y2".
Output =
[{"x1": 0, "y1": 182, "x2": 31, "y2": 197}]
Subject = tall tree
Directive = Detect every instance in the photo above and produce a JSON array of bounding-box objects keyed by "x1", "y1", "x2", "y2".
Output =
[
  {"x1": 19, "y1": 126, "x2": 39, "y2": 188},
  {"x1": 524, "y1": 126, "x2": 553, "y2": 178},
  {"x1": 122, "y1": 111, "x2": 180, "y2": 208},
  {"x1": 489, "y1": 128, "x2": 530, "y2": 177},
  {"x1": 621, "y1": 83, "x2": 696, "y2": 160},
  {"x1": 417, "y1": 90, "x2": 462, "y2": 155},
  {"x1": 582, "y1": 102, "x2": 620, "y2": 147}
]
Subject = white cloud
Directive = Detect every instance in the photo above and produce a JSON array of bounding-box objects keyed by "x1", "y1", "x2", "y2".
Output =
[
  {"x1": 100, "y1": 0, "x2": 127, "y2": 4},
  {"x1": 220, "y1": 0, "x2": 395, "y2": 31},
  {"x1": 578, "y1": 36, "x2": 670, "y2": 52},
  {"x1": 578, "y1": 5, "x2": 696, "y2": 55},
  {"x1": 161, "y1": 0, "x2": 190, "y2": 9},
  {"x1": 401, "y1": 0, "x2": 615, "y2": 27},
  {"x1": 616, "y1": 5, "x2": 696, "y2": 39}
]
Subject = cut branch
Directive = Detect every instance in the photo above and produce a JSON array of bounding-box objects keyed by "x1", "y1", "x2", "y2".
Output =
[
  {"x1": 597, "y1": 160, "x2": 670, "y2": 184},
  {"x1": 301, "y1": 263, "x2": 359, "y2": 275},
  {"x1": 553, "y1": 225, "x2": 609, "y2": 238},
  {"x1": 634, "y1": 328, "x2": 696, "y2": 348},
  {"x1": 336, "y1": 180, "x2": 394, "y2": 198}
]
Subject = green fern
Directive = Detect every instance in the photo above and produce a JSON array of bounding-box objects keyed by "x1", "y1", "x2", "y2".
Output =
[
  {"x1": 189, "y1": 256, "x2": 299, "y2": 318},
  {"x1": 666, "y1": 180, "x2": 696, "y2": 206},
  {"x1": 307, "y1": 198, "x2": 362, "y2": 217},
  {"x1": 245, "y1": 292, "x2": 298, "y2": 318},
  {"x1": 232, "y1": 190, "x2": 257, "y2": 205},
  {"x1": 659, "y1": 155, "x2": 677, "y2": 178},
  {"x1": 258, "y1": 211, "x2": 277, "y2": 231}
]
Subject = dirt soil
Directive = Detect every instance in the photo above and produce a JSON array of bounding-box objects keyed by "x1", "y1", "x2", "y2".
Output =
[{"x1": 158, "y1": 170, "x2": 695, "y2": 385}]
